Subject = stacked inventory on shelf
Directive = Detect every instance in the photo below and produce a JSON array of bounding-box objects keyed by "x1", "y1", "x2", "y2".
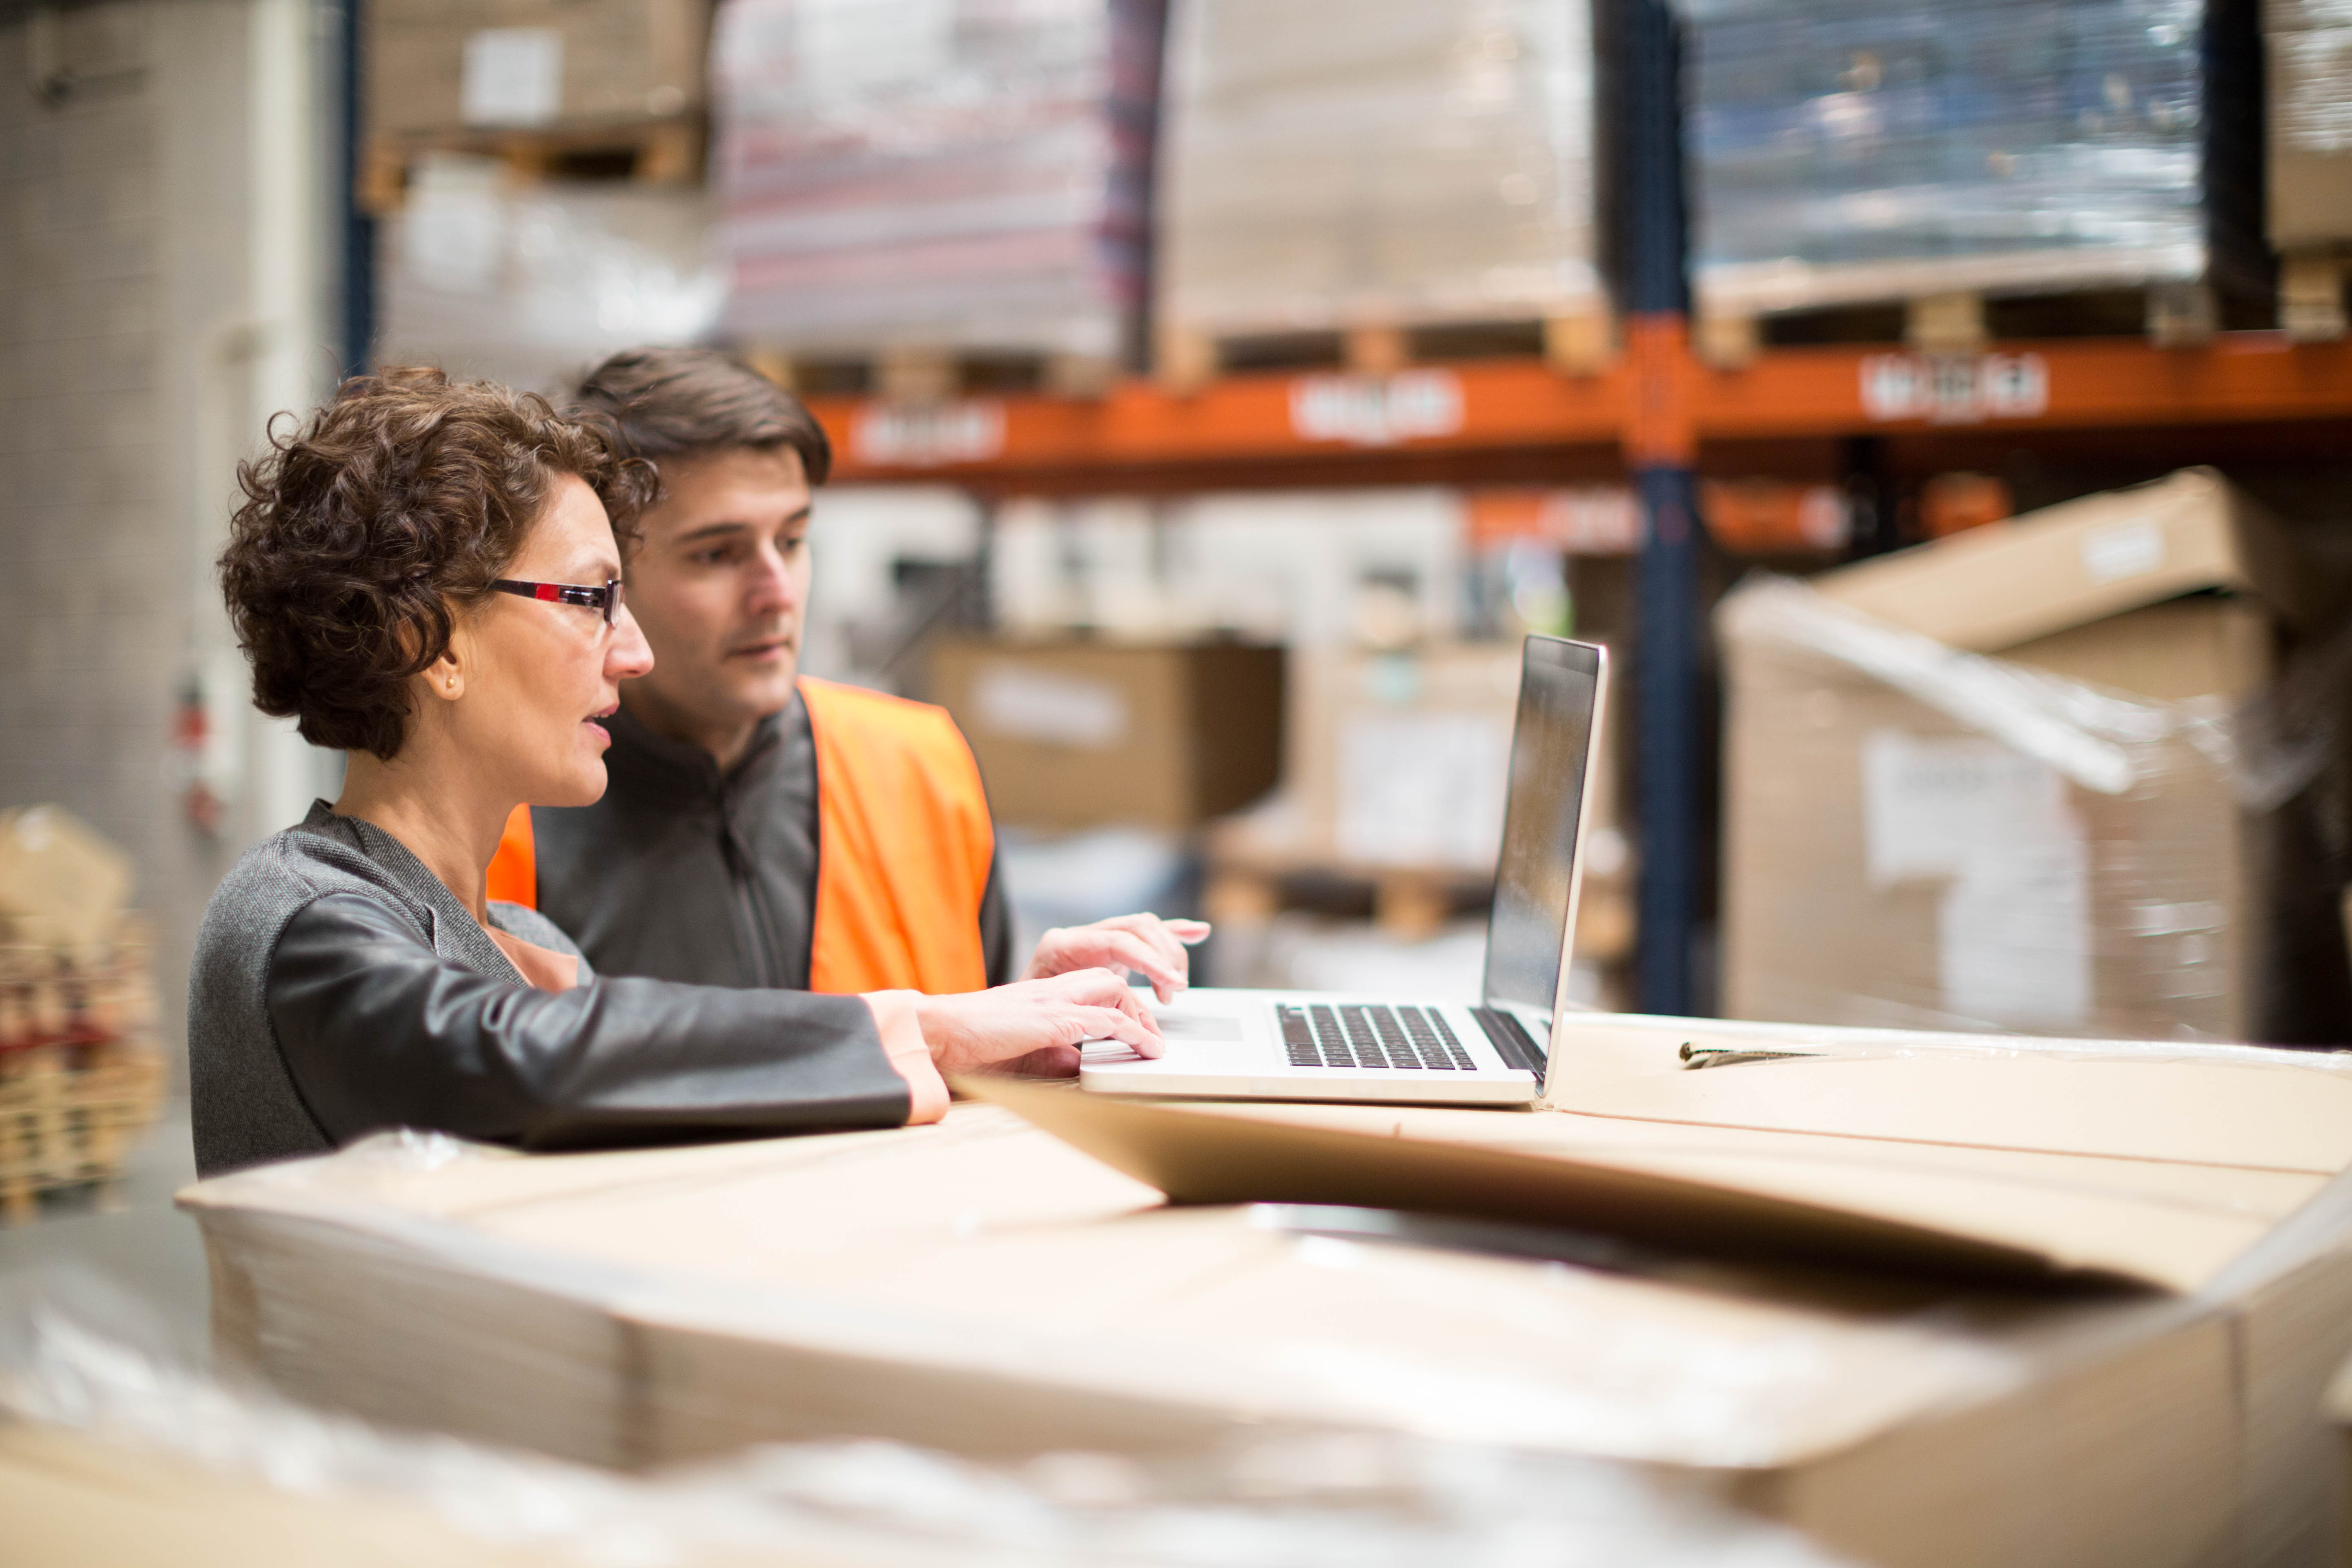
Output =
[
  {"x1": 366, "y1": 0, "x2": 726, "y2": 394},
  {"x1": 712, "y1": 0, "x2": 1165, "y2": 381},
  {"x1": 2265, "y1": 0, "x2": 2352, "y2": 336},
  {"x1": 1680, "y1": 0, "x2": 2265, "y2": 351},
  {"x1": 0, "y1": 807, "x2": 166, "y2": 1224},
  {"x1": 1154, "y1": 0, "x2": 1606, "y2": 379}
]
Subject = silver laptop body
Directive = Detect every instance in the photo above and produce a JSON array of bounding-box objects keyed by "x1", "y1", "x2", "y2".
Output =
[{"x1": 1081, "y1": 635, "x2": 1609, "y2": 1107}]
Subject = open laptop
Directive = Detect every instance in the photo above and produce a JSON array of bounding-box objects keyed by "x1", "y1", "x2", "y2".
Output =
[{"x1": 1082, "y1": 633, "x2": 1608, "y2": 1107}]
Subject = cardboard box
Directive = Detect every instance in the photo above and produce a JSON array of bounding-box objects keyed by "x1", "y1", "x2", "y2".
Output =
[
  {"x1": 1214, "y1": 643, "x2": 1569, "y2": 873},
  {"x1": 182, "y1": 1015, "x2": 2352, "y2": 1568},
  {"x1": 367, "y1": 0, "x2": 711, "y2": 140},
  {"x1": 2265, "y1": 0, "x2": 2352, "y2": 249},
  {"x1": 928, "y1": 639, "x2": 1283, "y2": 833},
  {"x1": 1720, "y1": 469, "x2": 2292, "y2": 1042}
]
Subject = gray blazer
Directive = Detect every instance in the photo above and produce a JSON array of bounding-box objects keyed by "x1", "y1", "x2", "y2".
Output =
[{"x1": 189, "y1": 802, "x2": 909, "y2": 1176}]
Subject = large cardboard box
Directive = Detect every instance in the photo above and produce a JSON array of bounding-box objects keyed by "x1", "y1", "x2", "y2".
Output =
[
  {"x1": 182, "y1": 1015, "x2": 2352, "y2": 1568},
  {"x1": 1720, "y1": 469, "x2": 2290, "y2": 1042},
  {"x1": 367, "y1": 0, "x2": 712, "y2": 140},
  {"x1": 928, "y1": 639, "x2": 1283, "y2": 833}
]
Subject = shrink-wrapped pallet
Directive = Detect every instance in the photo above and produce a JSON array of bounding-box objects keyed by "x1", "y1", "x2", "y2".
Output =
[
  {"x1": 1155, "y1": 0, "x2": 1603, "y2": 348},
  {"x1": 1682, "y1": 0, "x2": 2265, "y2": 323},
  {"x1": 713, "y1": 0, "x2": 1163, "y2": 363}
]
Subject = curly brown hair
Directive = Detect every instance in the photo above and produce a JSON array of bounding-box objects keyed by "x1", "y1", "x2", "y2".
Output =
[{"x1": 220, "y1": 366, "x2": 656, "y2": 761}]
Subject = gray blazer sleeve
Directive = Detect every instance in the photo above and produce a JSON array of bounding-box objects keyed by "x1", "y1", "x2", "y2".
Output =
[{"x1": 265, "y1": 891, "x2": 911, "y2": 1152}]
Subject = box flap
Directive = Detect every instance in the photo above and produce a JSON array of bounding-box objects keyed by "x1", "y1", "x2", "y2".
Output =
[
  {"x1": 965, "y1": 1078, "x2": 2261, "y2": 1292},
  {"x1": 1546, "y1": 1018, "x2": 2352, "y2": 1174},
  {"x1": 1812, "y1": 469, "x2": 2256, "y2": 652}
]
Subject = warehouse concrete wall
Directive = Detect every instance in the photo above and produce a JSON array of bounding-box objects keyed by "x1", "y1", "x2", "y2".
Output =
[{"x1": 0, "y1": 0, "x2": 337, "y2": 1082}]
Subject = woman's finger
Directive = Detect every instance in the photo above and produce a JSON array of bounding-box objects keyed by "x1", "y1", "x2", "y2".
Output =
[
  {"x1": 1163, "y1": 919, "x2": 1212, "y2": 945},
  {"x1": 1075, "y1": 1005, "x2": 1162, "y2": 1057}
]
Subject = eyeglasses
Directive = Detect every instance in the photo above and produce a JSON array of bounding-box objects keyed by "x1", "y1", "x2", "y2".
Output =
[{"x1": 490, "y1": 577, "x2": 624, "y2": 627}]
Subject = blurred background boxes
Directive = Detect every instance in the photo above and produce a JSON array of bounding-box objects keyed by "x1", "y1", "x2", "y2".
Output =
[
  {"x1": 2264, "y1": 0, "x2": 2352, "y2": 337},
  {"x1": 1155, "y1": 0, "x2": 1606, "y2": 382},
  {"x1": 1683, "y1": 0, "x2": 2266, "y2": 356},
  {"x1": 367, "y1": 0, "x2": 714, "y2": 138},
  {"x1": 1719, "y1": 469, "x2": 2334, "y2": 1041},
  {"x1": 712, "y1": 0, "x2": 1163, "y2": 384},
  {"x1": 929, "y1": 639, "x2": 1283, "y2": 833},
  {"x1": 0, "y1": 807, "x2": 166, "y2": 1225}
]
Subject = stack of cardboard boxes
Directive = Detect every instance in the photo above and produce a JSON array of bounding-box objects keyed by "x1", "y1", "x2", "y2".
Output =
[{"x1": 1721, "y1": 468, "x2": 2343, "y2": 1043}]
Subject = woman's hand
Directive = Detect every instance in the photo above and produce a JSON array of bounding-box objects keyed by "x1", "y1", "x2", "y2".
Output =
[
  {"x1": 914, "y1": 967, "x2": 1165, "y2": 1078},
  {"x1": 1024, "y1": 914, "x2": 1212, "y2": 1003}
]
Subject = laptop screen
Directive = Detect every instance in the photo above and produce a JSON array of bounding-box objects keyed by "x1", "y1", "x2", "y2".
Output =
[{"x1": 1479, "y1": 635, "x2": 1605, "y2": 1024}]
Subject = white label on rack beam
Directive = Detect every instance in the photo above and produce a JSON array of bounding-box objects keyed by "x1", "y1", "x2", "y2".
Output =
[
  {"x1": 1859, "y1": 352, "x2": 2049, "y2": 424},
  {"x1": 1290, "y1": 370, "x2": 1465, "y2": 447},
  {"x1": 851, "y1": 401, "x2": 1007, "y2": 468}
]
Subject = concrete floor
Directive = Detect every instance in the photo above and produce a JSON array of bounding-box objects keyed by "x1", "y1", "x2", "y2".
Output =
[{"x1": 0, "y1": 1102, "x2": 211, "y2": 1356}]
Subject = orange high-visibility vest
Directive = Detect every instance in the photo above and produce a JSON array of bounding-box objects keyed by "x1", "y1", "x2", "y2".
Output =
[{"x1": 485, "y1": 677, "x2": 994, "y2": 995}]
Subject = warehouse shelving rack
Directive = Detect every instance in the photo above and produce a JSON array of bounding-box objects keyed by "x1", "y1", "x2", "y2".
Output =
[
  {"x1": 340, "y1": 0, "x2": 2352, "y2": 1017},
  {"x1": 796, "y1": 0, "x2": 2352, "y2": 1018}
]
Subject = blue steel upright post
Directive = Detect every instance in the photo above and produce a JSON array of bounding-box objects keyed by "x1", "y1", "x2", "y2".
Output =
[{"x1": 1622, "y1": 0, "x2": 1705, "y2": 1017}]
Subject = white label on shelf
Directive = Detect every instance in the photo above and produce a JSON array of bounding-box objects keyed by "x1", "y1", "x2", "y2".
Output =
[
  {"x1": 851, "y1": 401, "x2": 1007, "y2": 468},
  {"x1": 1290, "y1": 370, "x2": 1466, "y2": 447},
  {"x1": 972, "y1": 665, "x2": 1127, "y2": 749},
  {"x1": 2079, "y1": 519, "x2": 2167, "y2": 584},
  {"x1": 462, "y1": 29, "x2": 562, "y2": 127},
  {"x1": 1859, "y1": 352, "x2": 2049, "y2": 424},
  {"x1": 1336, "y1": 710, "x2": 1511, "y2": 869}
]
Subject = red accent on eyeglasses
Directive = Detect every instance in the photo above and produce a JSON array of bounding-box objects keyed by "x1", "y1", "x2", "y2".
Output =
[{"x1": 536, "y1": 584, "x2": 561, "y2": 601}]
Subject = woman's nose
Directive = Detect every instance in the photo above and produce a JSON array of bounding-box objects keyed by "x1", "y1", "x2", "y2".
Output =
[{"x1": 608, "y1": 603, "x2": 655, "y2": 679}]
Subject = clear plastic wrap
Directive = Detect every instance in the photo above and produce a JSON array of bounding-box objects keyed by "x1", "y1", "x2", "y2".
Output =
[
  {"x1": 711, "y1": 0, "x2": 1163, "y2": 358},
  {"x1": 0, "y1": 1267, "x2": 1855, "y2": 1568},
  {"x1": 1155, "y1": 0, "x2": 1602, "y2": 336},
  {"x1": 1718, "y1": 576, "x2": 2256, "y2": 1041},
  {"x1": 1679, "y1": 0, "x2": 2225, "y2": 314}
]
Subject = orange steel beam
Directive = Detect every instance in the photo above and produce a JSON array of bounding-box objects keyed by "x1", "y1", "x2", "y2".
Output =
[
  {"x1": 811, "y1": 357, "x2": 1630, "y2": 482},
  {"x1": 809, "y1": 333, "x2": 2352, "y2": 482},
  {"x1": 1694, "y1": 332, "x2": 2352, "y2": 439}
]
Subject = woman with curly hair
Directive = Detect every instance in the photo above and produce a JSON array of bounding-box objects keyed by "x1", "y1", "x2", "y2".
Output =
[{"x1": 189, "y1": 368, "x2": 1159, "y2": 1176}]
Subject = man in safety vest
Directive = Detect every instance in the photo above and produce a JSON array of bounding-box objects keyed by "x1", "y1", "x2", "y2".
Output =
[{"x1": 486, "y1": 347, "x2": 1204, "y2": 1001}]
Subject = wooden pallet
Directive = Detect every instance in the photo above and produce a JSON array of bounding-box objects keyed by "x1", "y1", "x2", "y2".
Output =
[
  {"x1": 359, "y1": 113, "x2": 705, "y2": 215},
  {"x1": 1203, "y1": 858, "x2": 1487, "y2": 942},
  {"x1": 744, "y1": 345, "x2": 1123, "y2": 404},
  {"x1": 2281, "y1": 249, "x2": 2351, "y2": 343},
  {"x1": 1156, "y1": 308, "x2": 1617, "y2": 394},
  {"x1": 0, "y1": 931, "x2": 166, "y2": 1224},
  {"x1": 1696, "y1": 283, "x2": 2222, "y2": 368}
]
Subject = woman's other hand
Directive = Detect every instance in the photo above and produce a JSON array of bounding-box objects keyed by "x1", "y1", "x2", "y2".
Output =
[
  {"x1": 914, "y1": 968, "x2": 1165, "y2": 1078},
  {"x1": 1024, "y1": 914, "x2": 1213, "y2": 1003}
]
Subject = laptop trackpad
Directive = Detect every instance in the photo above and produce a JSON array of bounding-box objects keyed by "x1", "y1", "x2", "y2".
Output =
[{"x1": 1158, "y1": 1013, "x2": 1244, "y2": 1042}]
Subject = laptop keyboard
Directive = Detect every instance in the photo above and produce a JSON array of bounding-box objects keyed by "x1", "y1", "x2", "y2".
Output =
[{"x1": 1276, "y1": 1003, "x2": 1476, "y2": 1071}]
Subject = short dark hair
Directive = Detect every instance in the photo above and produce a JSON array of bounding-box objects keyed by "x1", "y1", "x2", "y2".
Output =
[
  {"x1": 220, "y1": 366, "x2": 656, "y2": 761},
  {"x1": 573, "y1": 347, "x2": 833, "y2": 484}
]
